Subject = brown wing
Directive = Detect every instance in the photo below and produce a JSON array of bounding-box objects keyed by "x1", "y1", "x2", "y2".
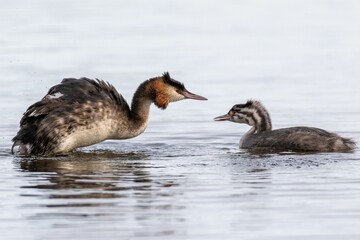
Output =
[{"x1": 12, "y1": 78, "x2": 130, "y2": 155}]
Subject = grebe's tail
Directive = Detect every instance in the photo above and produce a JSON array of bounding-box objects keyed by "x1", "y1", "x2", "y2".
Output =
[
  {"x1": 342, "y1": 137, "x2": 356, "y2": 151},
  {"x1": 11, "y1": 139, "x2": 18, "y2": 154},
  {"x1": 11, "y1": 138, "x2": 33, "y2": 155}
]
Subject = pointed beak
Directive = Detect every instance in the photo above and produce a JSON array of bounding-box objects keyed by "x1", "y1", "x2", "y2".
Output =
[
  {"x1": 214, "y1": 114, "x2": 231, "y2": 121},
  {"x1": 182, "y1": 89, "x2": 208, "y2": 101}
]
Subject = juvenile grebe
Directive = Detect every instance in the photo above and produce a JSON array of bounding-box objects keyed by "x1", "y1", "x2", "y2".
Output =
[
  {"x1": 214, "y1": 100, "x2": 356, "y2": 152},
  {"x1": 12, "y1": 72, "x2": 207, "y2": 156}
]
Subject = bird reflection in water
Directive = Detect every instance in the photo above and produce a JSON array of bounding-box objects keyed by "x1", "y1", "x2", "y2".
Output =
[{"x1": 17, "y1": 151, "x2": 180, "y2": 204}]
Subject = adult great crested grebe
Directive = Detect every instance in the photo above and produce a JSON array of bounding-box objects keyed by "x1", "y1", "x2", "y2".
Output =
[
  {"x1": 214, "y1": 100, "x2": 356, "y2": 152},
  {"x1": 12, "y1": 72, "x2": 207, "y2": 156}
]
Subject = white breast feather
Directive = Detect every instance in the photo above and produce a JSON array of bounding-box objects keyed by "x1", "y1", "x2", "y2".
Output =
[{"x1": 57, "y1": 119, "x2": 115, "y2": 152}]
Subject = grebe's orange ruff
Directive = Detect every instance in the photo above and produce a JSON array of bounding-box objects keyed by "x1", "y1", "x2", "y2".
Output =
[{"x1": 12, "y1": 72, "x2": 207, "y2": 156}]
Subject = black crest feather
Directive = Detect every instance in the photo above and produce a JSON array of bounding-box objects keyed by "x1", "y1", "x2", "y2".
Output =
[
  {"x1": 162, "y1": 72, "x2": 185, "y2": 90},
  {"x1": 163, "y1": 72, "x2": 171, "y2": 81}
]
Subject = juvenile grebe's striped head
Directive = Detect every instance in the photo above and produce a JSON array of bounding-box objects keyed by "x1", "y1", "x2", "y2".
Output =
[
  {"x1": 214, "y1": 100, "x2": 272, "y2": 133},
  {"x1": 151, "y1": 72, "x2": 207, "y2": 109}
]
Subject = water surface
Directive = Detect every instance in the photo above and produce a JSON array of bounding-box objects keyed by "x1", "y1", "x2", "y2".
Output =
[{"x1": 1, "y1": 0, "x2": 360, "y2": 239}]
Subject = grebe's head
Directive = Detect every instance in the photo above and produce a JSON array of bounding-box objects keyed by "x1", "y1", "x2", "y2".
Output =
[
  {"x1": 214, "y1": 100, "x2": 260, "y2": 126},
  {"x1": 151, "y1": 72, "x2": 207, "y2": 109}
]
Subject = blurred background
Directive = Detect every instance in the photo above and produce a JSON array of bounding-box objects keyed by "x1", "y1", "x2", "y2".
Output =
[{"x1": 0, "y1": 1, "x2": 360, "y2": 239}]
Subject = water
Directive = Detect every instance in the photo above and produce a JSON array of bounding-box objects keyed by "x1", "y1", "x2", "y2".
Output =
[{"x1": 1, "y1": 0, "x2": 360, "y2": 239}]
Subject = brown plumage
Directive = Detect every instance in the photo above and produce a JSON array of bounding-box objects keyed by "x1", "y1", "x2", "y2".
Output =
[
  {"x1": 214, "y1": 100, "x2": 356, "y2": 152},
  {"x1": 12, "y1": 72, "x2": 207, "y2": 156}
]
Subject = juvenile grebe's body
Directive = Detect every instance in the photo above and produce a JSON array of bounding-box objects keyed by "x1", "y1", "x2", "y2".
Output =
[
  {"x1": 214, "y1": 100, "x2": 356, "y2": 152},
  {"x1": 12, "y1": 72, "x2": 207, "y2": 156}
]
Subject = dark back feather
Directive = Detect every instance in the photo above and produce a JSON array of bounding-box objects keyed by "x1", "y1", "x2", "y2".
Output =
[
  {"x1": 12, "y1": 78, "x2": 130, "y2": 155},
  {"x1": 242, "y1": 126, "x2": 355, "y2": 152}
]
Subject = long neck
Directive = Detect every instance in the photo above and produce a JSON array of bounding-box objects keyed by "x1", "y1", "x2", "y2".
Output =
[
  {"x1": 109, "y1": 79, "x2": 157, "y2": 140},
  {"x1": 247, "y1": 103, "x2": 272, "y2": 134},
  {"x1": 128, "y1": 80, "x2": 154, "y2": 133}
]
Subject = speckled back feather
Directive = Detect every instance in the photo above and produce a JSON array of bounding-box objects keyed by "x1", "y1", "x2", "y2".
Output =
[{"x1": 12, "y1": 78, "x2": 129, "y2": 155}]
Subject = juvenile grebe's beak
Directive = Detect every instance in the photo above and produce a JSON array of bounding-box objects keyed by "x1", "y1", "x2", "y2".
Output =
[
  {"x1": 181, "y1": 89, "x2": 208, "y2": 100},
  {"x1": 214, "y1": 114, "x2": 231, "y2": 121}
]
